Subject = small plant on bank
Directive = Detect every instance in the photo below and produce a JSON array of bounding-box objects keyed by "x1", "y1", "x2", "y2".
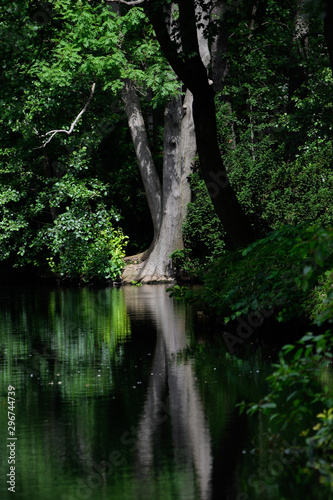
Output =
[{"x1": 166, "y1": 284, "x2": 195, "y2": 302}]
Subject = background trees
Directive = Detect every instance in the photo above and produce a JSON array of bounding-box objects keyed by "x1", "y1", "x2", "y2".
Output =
[{"x1": 0, "y1": 0, "x2": 333, "y2": 283}]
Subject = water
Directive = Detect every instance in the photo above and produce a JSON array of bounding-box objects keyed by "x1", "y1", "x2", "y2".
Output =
[{"x1": 0, "y1": 285, "x2": 327, "y2": 499}]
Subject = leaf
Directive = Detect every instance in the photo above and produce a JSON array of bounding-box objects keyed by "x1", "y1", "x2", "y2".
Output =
[
  {"x1": 293, "y1": 348, "x2": 304, "y2": 361},
  {"x1": 282, "y1": 344, "x2": 296, "y2": 354},
  {"x1": 261, "y1": 402, "x2": 277, "y2": 409},
  {"x1": 286, "y1": 391, "x2": 298, "y2": 402}
]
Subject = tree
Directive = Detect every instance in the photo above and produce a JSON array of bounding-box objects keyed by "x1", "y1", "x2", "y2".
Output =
[
  {"x1": 138, "y1": 0, "x2": 257, "y2": 247},
  {"x1": 0, "y1": 1, "x2": 130, "y2": 282},
  {"x1": 121, "y1": 81, "x2": 196, "y2": 282},
  {"x1": 107, "y1": 1, "x2": 197, "y2": 282},
  {"x1": 59, "y1": 1, "x2": 199, "y2": 282},
  {"x1": 1, "y1": 0, "x2": 332, "y2": 283},
  {"x1": 1, "y1": 0, "x2": 198, "y2": 282}
]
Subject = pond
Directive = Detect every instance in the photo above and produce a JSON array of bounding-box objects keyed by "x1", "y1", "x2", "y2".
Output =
[{"x1": 0, "y1": 285, "x2": 327, "y2": 500}]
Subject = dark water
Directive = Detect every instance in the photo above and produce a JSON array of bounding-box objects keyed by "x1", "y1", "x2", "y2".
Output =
[{"x1": 0, "y1": 285, "x2": 327, "y2": 500}]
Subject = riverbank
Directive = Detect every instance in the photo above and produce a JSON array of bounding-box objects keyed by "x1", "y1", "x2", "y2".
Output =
[{"x1": 170, "y1": 223, "x2": 333, "y2": 330}]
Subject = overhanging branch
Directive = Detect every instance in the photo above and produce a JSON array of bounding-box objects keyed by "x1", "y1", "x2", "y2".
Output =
[{"x1": 36, "y1": 82, "x2": 96, "y2": 148}]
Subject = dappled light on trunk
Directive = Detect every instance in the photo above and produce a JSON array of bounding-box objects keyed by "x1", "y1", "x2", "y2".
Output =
[{"x1": 122, "y1": 88, "x2": 195, "y2": 283}]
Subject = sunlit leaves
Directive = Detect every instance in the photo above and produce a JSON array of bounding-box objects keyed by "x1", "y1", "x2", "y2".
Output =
[{"x1": 36, "y1": 203, "x2": 128, "y2": 282}]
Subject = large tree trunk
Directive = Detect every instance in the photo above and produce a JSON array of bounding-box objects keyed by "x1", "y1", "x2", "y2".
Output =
[
  {"x1": 146, "y1": 0, "x2": 256, "y2": 248},
  {"x1": 192, "y1": 84, "x2": 256, "y2": 247},
  {"x1": 121, "y1": 79, "x2": 162, "y2": 242},
  {"x1": 135, "y1": 91, "x2": 195, "y2": 282},
  {"x1": 121, "y1": 84, "x2": 196, "y2": 283}
]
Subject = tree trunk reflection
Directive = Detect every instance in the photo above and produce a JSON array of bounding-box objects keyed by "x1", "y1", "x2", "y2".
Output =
[{"x1": 123, "y1": 285, "x2": 212, "y2": 500}]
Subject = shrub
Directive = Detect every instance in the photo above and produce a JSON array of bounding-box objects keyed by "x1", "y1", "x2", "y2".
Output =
[
  {"x1": 170, "y1": 224, "x2": 333, "y2": 326},
  {"x1": 35, "y1": 203, "x2": 128, "y2": 283},
  {"x1": 227, "y1": 136, "x2": 333, "y2": 230}
]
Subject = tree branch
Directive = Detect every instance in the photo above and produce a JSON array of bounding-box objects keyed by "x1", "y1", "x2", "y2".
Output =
[
  {"x1": 37, "y1": 83, "x2": 96, "y2": 148},
  {"x1": 145, "y1": 1, "x2": 209, "y2": 95},
  {"x1": 105, "y1": 0, "x2": 144, "y2": 5},
  {"x1": 145, "y1": 3, "x2": 193, "y2": 90}
]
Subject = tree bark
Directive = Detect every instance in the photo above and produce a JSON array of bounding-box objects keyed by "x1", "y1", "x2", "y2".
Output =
[
  {"x1": 117, "y1": 5, "x2": 197, "y2": 282},
  {"x1": 192, "y1": 84, "x2": 256, "y2": 247},
  {"x1": 122, "y1": 89, "x2": 195, "y2": 282},
  {"x1": 121, "y1": 78, "x2": 162, "y2": 240}
]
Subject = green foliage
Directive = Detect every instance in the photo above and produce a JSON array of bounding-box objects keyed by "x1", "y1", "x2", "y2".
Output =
[
  {"x1": 36, "y1": 203, "x2": 128, "y2": 283},
  {"x1": 97, "y1": 126, "x2": 154, "y2": 254},
  {"x1": 166, "y1": 284, "x2": 194, "y2": 302},
  {"x1": 239, "y1": 330, "x2": 333, "y2": 490},
  {"x1": 309, "y1": 269, "x2": 333, "y2": 325},
  {"x1": 0, "y1": 130, "x2": 129, "y2": 282},
  {"x1": 178, "y1": 224, "x2": 333, "y2": 324},
  {"x1": 0, "y1": 0, "x2": 177, "y2": 278},
  {"x1": 226, "y1": 137, "x2": 333, "y2": 229},
  {"x1": 214, "y1": 0, "x2": 333, "y2": 236},
  {"x1": 129, "y1": 280, "x2": 142, "y2": 286},
  {"x1": 173, "y1": 0, "x2": 333, "y2": 280}
]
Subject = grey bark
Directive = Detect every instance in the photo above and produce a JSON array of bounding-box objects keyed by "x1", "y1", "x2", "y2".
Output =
[
  {"x1": 121, "y1": 79, "x2": 162, "y2": 240},
  {"x1": 122, "y1": 88, "x2": 196, "y2": 283}
]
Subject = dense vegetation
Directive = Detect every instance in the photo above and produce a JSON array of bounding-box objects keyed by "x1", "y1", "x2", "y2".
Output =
[
  {"x1": 1, "y1": 0, "x2": 332, "y2": 280},
  {"x1": 1, "y1": 0, "x2": 333, "y2": 490},
  {"x1": 0, "y1": 0, "x2": 169, "y2": 282}
]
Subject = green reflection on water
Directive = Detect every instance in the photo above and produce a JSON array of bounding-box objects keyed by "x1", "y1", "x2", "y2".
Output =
[
  {"x1": 0, "y1": 287, "x2": 135, "y2": 500},
  {"x1": 0, "y1": 287, "x2": 131, "y2": 398}
]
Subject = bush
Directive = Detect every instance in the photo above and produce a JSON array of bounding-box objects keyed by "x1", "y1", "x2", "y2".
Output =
[
  {"x1": 171, "y1": 224, "x2": 333, "y2": 325},
  {"x1": 227, "y1": 135, "x2": 333, "y2": 230},
  {"x1": 35, "y1": 203, "x2": 128, "y2": 283}
]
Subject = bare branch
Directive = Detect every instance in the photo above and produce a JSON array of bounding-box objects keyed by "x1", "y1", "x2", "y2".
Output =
[
  {"x1": 105, "y1": 0, "x2": 145, "y2": 5},
  {"x1": 36, "y1": 83, "x2": 96, "y2": 148}
]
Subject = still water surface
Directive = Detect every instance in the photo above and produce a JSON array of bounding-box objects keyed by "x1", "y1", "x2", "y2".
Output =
[{"x1": 0, "y1": 285, "x2": 326, "y2": 500}]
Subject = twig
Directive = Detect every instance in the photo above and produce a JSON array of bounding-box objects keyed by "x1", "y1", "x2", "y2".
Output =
[{"x1": 37, "y1": 83, "x2": 96, "y2": 148}]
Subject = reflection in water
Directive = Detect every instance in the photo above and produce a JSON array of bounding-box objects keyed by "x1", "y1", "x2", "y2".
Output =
[
  {"x1": 1, "y1": 285, "x2": 320, "y2": 500},
  {"x1": 123, "y1": 286, "x2": 212, "y2": 500},
  {"x1": 0, "y1": 285, "x2": 214, "y2": 500}
]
